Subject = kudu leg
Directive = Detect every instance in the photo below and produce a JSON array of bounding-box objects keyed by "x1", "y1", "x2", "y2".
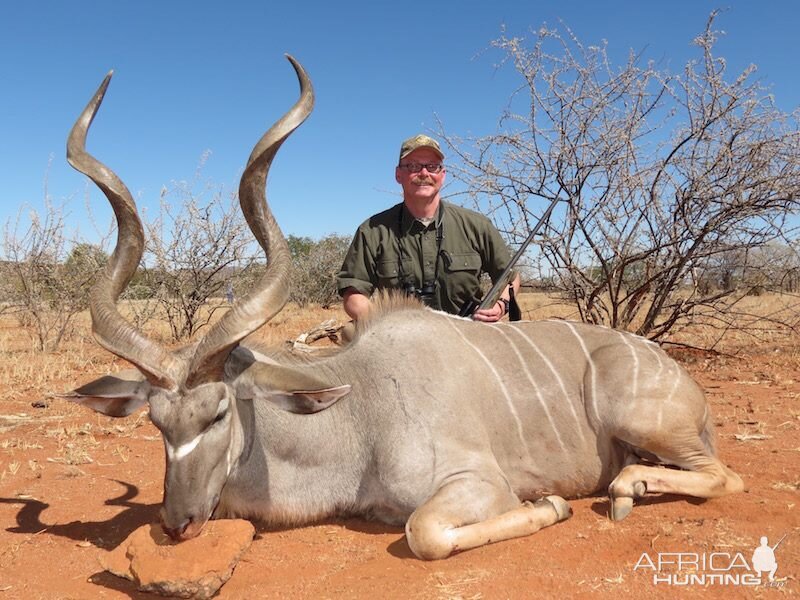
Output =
[
  {"x1": 608, "y1": 458, "x2": 744, "y2": 521},
  {"x1": 405, "y1": 479, "x2": 572, "y2": 560}
]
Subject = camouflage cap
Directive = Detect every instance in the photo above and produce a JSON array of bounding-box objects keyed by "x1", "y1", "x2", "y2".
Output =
[{"x1": 399, "y1": 134, "x2": 444, "y2": 161}]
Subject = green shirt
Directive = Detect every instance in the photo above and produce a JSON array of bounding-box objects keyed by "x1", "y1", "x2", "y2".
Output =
[{"x1": 337, "y1": 201, "x2": 513, "y2": 314}]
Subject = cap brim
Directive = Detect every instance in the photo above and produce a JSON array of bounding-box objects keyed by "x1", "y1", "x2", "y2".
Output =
[{"x1": 400, "y1": 145, "x2": 444, "y2": 160}]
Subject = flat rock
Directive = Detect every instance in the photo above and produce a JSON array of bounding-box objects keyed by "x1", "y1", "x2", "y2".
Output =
[{"x1": 99, "y1": 520, "x2": 255, "y2": 599}]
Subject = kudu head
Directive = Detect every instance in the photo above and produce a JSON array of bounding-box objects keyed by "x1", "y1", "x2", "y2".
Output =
[{"x1": 64, "y1": 57, "x2": 349, "y2": 541}]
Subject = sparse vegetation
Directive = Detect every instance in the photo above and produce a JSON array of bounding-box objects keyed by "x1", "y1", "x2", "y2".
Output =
[
  {"x1": 287, "y1": 233, "x2": 351, "y2": 308},
  {"x1": 2, "y1": 200, "x2": 109, "y2": 351},
  {"x1": 0, "y1": 293, "x2": 798, "y2": 597},
  {"x1": 138, "y1": 169, "x2": 261, "y2": 341},
  {"x1": 1, "y1": 11, "x2": 797, "y2": 597},
  {"x1": 441, "y1": 12, "x2": 800, "y2": 340}
]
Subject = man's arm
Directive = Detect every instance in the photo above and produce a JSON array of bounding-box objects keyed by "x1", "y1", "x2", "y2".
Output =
[
  {"x1": 472, "y1": 273, "x2": 521, "y2": 322},
  {"x1": 342, "y1": 288, "x2": 371, "y2": 320},
  {"x1": 337, "y1": 226, "x2": 377, "y2": 321},
  {"x1": 468, "y1": 214, "x2": 520, "y2": 322}
]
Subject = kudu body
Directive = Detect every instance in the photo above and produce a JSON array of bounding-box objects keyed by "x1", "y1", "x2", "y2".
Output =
[{"x1": 65, "y1": 57, "x2": 743, "y2": 560}]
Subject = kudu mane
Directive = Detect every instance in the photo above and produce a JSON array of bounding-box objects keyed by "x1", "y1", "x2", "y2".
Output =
[{"x1": 353, "y1": 291, "x2": 428, "y2": 334}]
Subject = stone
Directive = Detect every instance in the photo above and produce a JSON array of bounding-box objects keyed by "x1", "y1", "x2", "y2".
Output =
[{"x1": 99, "y1": 520, "x2": 255, "y2": 599}]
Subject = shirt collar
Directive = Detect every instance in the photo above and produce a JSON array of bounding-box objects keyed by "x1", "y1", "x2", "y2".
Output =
[{"x1": 398, "y1": 201, "x2": 445, "y2": 234}]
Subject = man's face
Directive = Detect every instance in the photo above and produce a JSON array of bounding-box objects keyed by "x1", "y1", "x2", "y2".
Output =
[{"x1": 395, "y1": 148, "x2": 446, "y2": 202}]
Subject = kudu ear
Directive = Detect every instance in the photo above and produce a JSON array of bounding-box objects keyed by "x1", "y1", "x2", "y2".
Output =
[
  {"x1": 235, "y1": 361, "x2": 351, "y2": 414},
  {"x1": 260, "y1": 385, "x2": 352, "y2": 414},
  {"x1": 59, "y1": 369, "x2": 151, "y2": 417}
]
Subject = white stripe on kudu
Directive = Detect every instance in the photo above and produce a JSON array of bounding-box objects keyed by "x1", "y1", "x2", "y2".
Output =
[
  {"x1": 508, "y1": 323, "x2": 586, "y2": 444},
  {"x1": 491, "y1": 326, "x2": 568, "y2": 452},
  {"x1": 561, "y1": 322, "x2": 601, "y2": 423},
  {"x1": 616, "y1": 331, "x2": 640, "y2": 399},
  {"x1": 659, "y1": 361, "x2": 683, "y2": 429},
  {"x1": 642, "y1": 338, "x2": 666, "y2": 382},
  {"x1": 445, "y1": 320, "x2": 530, "y2": 455},
  {"x1": 500, "y1": 323, "x2": 587, "y2": 447}
]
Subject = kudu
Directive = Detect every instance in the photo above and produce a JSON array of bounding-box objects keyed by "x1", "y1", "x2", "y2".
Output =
[{"x1": 65, "y1": 56, "x2": 743, "y2": 560}]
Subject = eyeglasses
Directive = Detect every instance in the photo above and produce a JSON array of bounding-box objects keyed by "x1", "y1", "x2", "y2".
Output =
[{"x1": 398, "y1": 162, "x2": 445, "y2": 174}]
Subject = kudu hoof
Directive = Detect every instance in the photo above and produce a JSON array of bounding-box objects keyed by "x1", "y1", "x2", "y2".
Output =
[
  {"x1": 610, "y1": 496, "x2": 633, "y2": 521},
  {"x1": 609, "y1": 481, "x2": 646, "y2": 521},
  {"x1": 535, "y1": 495, "x2": 572, "y2": 522}
]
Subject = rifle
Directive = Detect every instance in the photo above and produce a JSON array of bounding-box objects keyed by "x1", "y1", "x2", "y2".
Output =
[
  {"x1": 771, "y1": 534, "x2": 788, "y2": 551},
  {"x1": 458, "y1": 196, "x2": 562, "y2": 318}
]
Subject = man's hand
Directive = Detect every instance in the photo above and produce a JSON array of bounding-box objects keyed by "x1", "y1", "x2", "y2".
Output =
[{"x1": 472, "y1": 300, "x2": 506, "y2": 323}]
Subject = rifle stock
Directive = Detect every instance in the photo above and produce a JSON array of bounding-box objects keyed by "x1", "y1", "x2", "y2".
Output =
[
  {"x1": 476, "y1": 269, "x2": 517, "y2": 313},
  {"x1": 457, "y1": 272, "x2": 514, "y2": 318}
]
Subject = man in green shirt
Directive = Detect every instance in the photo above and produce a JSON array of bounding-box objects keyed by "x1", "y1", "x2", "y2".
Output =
[{"x1": 337, "y1": 134, "x2": 520, "y2": 322}]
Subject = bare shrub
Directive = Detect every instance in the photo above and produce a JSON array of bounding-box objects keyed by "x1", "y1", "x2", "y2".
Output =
[
  {"x1": 440, "y1": 12, "x2": 800, "y2": 342},
  {"x1": 2, "y1": 200, "x2": 107, "y2": 351},
  {"x1": 141, "y1": 165, "x2": 259, "y2": 341},
  {"x1": 288, "y1": 234, "x2": 351, "y2": 308}
]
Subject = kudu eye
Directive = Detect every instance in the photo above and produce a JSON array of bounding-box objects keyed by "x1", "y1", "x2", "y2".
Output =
[
  {"x1": 211, "y1": 396, "x2": 230, "y2": 426},
  {"x1": 209, "y1": 400, "x2": 229, "y2": 428}
]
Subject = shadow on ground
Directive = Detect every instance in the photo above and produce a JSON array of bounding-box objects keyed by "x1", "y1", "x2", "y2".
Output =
[
  {"x1": 88, "y1": 571, "x2": 155, "y2": 600},
  {"x1": 1, "y1": 478, "x2": 159, "y2": 549},
  {"x1": 590, "y1": 493, "x2": 706, "y2": 517}
]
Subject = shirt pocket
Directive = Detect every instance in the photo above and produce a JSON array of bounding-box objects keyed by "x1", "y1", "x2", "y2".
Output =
[
  {"x1": 443, "y1": 250, "x2": 483, "y2": 306},
  {"x1": 376, "y1": 257, "x2": 411, "y2": 287},
  {"x1": 444, "y1": 251, "x2": 482, "y2": 274}
]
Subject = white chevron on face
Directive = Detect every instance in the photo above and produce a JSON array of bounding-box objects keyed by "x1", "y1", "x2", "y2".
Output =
[{"x1": 165, "y1": 432, "x2": 204, "y2": 461}]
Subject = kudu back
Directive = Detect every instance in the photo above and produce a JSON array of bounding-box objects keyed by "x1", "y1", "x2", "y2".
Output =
[{"x1": 65, "y1": 57, "x2": 743, "y2": 560}]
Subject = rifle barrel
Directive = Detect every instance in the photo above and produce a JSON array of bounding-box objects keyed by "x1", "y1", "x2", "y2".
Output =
[
  {"x1": 772, "y1": 533, "x2": 787, "y2": 551},
  {"x1": 475, "y1": 196, "x2": 561, "y2": 313}
]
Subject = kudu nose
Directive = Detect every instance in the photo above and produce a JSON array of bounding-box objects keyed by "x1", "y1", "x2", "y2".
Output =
[
  {"x1": 161, "y1": 519, "x2": 191, "y2": 542},
  {"x1": 161, "y1": 517, "x2": 192, "y2": 541}
]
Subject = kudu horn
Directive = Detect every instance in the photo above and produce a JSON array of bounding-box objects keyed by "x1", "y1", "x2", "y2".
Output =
[{"x1": 67, "y1": 56, "x2": 314, "y2": 390}]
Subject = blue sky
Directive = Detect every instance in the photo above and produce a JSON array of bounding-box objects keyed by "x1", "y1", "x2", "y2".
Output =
[{"x1": 2, "y1": 1, "x2": 798, "y2": 244}]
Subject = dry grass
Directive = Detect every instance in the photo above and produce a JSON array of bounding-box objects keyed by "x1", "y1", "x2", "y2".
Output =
[
  {"x1": 429, "y1": 568, "x2": 490, "y2": 600},
  {"x1": 517, "y1": 291, "x2": 800, "y2": 355},
  {"x1": 0, "y1": 301, "x2": 346, "y2": 380},
  {"x1": 0, "y1": 293, "x2": 798, "y2": 597},
  {"x1": 0, "y1": 439, "x2": 43, "y2": 451},
  {"x1": 45, "y1": 423, "x2": 98, "y2": 465},
  {"x1": 771, "y1": 480, "x2": 800, "y2": 492},
  {"x1": 1, "y1": 292, "x2": 799, "y2": 417},
  {"x1": 112, "y1": 299, "x2": 350, "y2": 347}
]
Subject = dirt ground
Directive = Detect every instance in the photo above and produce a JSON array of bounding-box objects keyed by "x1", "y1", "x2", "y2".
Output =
[{"x1": 0, "y1": 303, "x2": 798, "y2": 599}]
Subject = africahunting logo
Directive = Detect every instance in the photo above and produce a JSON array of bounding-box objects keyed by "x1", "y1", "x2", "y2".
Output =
[{"x1": 633, "y1": 534, "x2": 788, "y2": 587}]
